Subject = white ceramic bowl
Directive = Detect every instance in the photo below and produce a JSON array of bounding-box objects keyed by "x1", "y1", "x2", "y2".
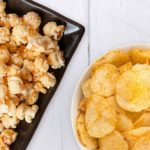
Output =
[{"x1": 71, "y1": 43, "x2": 150, "y2": 150}]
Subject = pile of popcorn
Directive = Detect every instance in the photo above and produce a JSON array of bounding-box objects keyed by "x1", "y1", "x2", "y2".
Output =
[{"x1": 0, "y1": 1, "x2": 65, "y2": 149}]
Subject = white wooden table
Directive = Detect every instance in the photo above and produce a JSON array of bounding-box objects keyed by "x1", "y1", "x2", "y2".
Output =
[{"x1": 28, "y1": 0, "x2": 150, "y2": 149}]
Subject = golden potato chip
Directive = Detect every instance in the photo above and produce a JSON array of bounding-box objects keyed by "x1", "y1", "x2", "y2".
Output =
[
  {"x1": 116, "y1": 113, "x2": 134, "y2": 132},
  {"x1": 107, "y1": 96, "x2": 125, "y2": 114},
  {"x1": 125, "y1": 111, "x2": 142, "y2": 123},
  {"x1": 119, "y1": 61, "x2": 132, "y2": 74},
  {"x1": 134, "y1": 112, "x2": 150, "y2": 127},
  {"x1": 85, "y1": 94, "x2": 116, "y2": 138},
  {"x1": 132, "y1": 132, "x2": 150, "y2": 150},
  {"x1": 91, "y1": 64, "x2": 119, "y2": 97},
  {"x1": 82, "y1": 79, "x2": 92, "y2": 98},
  {"x1": 116, "y1": 64, "x2": 150, "y2": 112},
  {"x1": 76, "y1": 112, "x2": 98, "y2": 149},
  {"x1": 92, "y1": 50, "x2": 130, "y2": 71},
  {"x1": 124, "y1": 127, "x2": 150, "y2": 149},
  {"x1": 129, "y1": 48, "x2": 150, "y2": 64},
  {"x1": 145, "y1": 107, "x2": 150, "y2": 112},
  {"x1": 78, "y1": 98, "x2": 87, "y2": 112},
  {"x1": 99, "y1": 130, "x2": 128, "y2": 150}
]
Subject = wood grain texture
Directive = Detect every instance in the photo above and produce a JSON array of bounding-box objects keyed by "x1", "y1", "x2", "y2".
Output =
[
  {"x1": 90, "y1": 0, "x2": 150, "y2": 62},
  {"x1": 28, "y1": 0, "x2": 150, "y2": 150}
]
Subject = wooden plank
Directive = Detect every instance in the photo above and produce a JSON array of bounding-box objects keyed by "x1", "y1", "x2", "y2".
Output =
[{"x1": 89, "y1": 0, "x2": 150, "y2": 63}]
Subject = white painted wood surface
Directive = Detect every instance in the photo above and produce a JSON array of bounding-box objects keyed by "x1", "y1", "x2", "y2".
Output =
[{"x1": 27, "y1": 0, "x2": 150, "y2": 150}]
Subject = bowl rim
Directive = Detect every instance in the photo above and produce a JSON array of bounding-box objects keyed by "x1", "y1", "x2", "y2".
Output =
[{"x1": 71, "y1": 42, "x2": 150, "y2": 150}]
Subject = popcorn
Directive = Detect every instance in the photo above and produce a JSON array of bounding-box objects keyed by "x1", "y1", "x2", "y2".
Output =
[
  {"x1": 0, "y1": 27, "x2": 10, "y2": 44},
  {"x1": 0, "y1": 84, "x2": 7, "y2": 100},
  {"x1": 7, "y1": 13, "x2": 19, "y2": 27},
  {"x1": 0, "y1": 104, "x2": 8, "y2": 116},
  {"x1": 23, "y1": 49, "x2": 41, "y2": 60},
  {"x1": 0, "y1": 1, "x2": 6, "y2": 12},
  {"x1": 10, "y1": 54, "x2": 23, "y2": 67},
  {"x1": 26, "y1": 36, "x2": 58, "y2": 53},
  {"x1": 0, "y1": 136, "x2": 9, "y2": 150},
  {"x1": 1, "y1": 129, "x2": 17, "y2": 145},
  {"x1": 7, "y1": 65, "x2": 20, "y2": 76},
  {"x1": 23, "y1": 59, "x2": 35, "y2": 72},
  {"x1": 2, "y1": 115, "x2": 19, "y2": 129},
  {"x1": 23, "y1": 12, "x2": 41, "y2": 30},
  {"x1": 25, "y1": 105, "x2": 39, "y2": 123},
  {"x1": 5, "y1": 99, "x2": 16, "y2": 117},
  {"x1": 0, "y1": 123, "x2": 4, "y2": 133},
  {"x1": 9, "y1": 94, "x2": 20, "y2": 106},
  {"x1": 0, "y1": 64, "x2": 7, "y2": 77},
  {"x1": 47, "y1": 51, "x2": 65, "y2": 69},
  {"x1": 34, "y1": 82, "x2": 47, "y2": 94},
  {"x1": 7, "y1": 76, "x2": 24, "y2": 94},
  {"x1": 6, "y1": 40, "x2": 17, "y2": 53},
  {"x1": 20, "y1": 67, "x2": 32, "y2": 81},
  {"x1": 0, "y1": 1, "x2": 65, "y2": 148},
  {"x1": 26, "y1": 89, "x2": 38, "y2": 105},
  {"x1": 43, "y1": 22, "x2": 65, "y2": 40},
  {"x1": 34, "y1": 55, "x2": 49, "y2": 73},
  {"x1": 12, "y1": 24, "x2": 35, "y2": 46},
  {"x1": 0, "y1": 11, "x2": 6, "y2": 18},
  {"x1": 16, "y1": 103, "x2": 26, "y2": 121},
  {"x1": 16, "y1": 103, "x2": 38, "y2": 123},
  {"x1": 0, "y1": 45, "x2": 10, "y2": 63},
  {"x1": 38, "y1": 73, "x2": 56, "y2": 89}
]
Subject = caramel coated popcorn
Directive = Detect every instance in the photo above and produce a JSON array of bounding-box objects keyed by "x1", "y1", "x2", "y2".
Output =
[{"x1": 0, "y1": 1, "x2": 65, "y2": 148}]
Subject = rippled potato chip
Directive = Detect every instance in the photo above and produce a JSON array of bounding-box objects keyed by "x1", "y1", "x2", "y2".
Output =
[
  {"x1": 78, "y1": 98, "x2": 87, "y2": 112},
  {"x1": 134, "y1": 112, "x2": 150, "y2": 127},
  {"x1": 132, "y1": 132, "x2": 150, "y2": 150},
  {"x1": 107, "y1": 96, "x2": 125, "y2": 114},
  {"x1": 82, "y1": 79, "x2": 92, "y2": 98},
  {"x1": 91, "y1": 64, "x2": 119, "y2": 97},
  {"x1": 85, "y1": 94, "x2": 116, "y2": 138},
  {"x1": 116, "y1": 113, "x2": 134, "y2": 132},
  {"x1": 92, "y1": 50, "x2": 130, "y2": 71},
  {"x1": 124, "y1": 127, "x2": 150, "y2": 149},
  {"x1": 99, "y1": 130, "x2": 128, "y2": 150},
  {"x1": 116, "y1": 64, "x2": 150, "y2": 112},
  {"x1": 76, "y1": 112, "x2": 98, "y2": 149},
  {"x1": 129, "y1": 48, "x2": 150, "y2": 64},
  {"x1": 119, "y1": 61, "x2": 132, "y2": 74},
  {"x1": 125, "y1": 111, "x2": 143, "y2": 123}
]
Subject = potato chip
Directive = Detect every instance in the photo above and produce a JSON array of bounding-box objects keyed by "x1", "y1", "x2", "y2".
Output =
[
  {"x1": 82, "y1": 79, "x2": 92, "y2": 98},
  {"x1": 116, "y1": 113, "x2": 134, "y2": 132},
  {"x1": 119, "y1": 61, "x2": 132, "y2": 74},
  {"x1": 107, "y1": 96, "x2": 125, "y2": 114},
  {"x1": 124, "y1": 127, "x2": 150, "y2": 149},
  {"x1": 92, "y1": 50, "x2": 130, "y2": 71},
  {"x1": 91, "y1": 64, "x2": 119, "y2": 97},
  {"x1": 116, "y1": 64, "x2": 150, "y2": 112},
  {"x1": 78, "y1": 98, "x2": 87, "y2": 112},
  {"x1": 132, "y1": 132, "x2": 150, "y2": 150},
  {"x1": 129, "y1": 48, "x2": 150, "y2": 64},
  {"x1": 85, "y1": 94, "x2": 116, "y2": 138},
  {"x1": 145, "y1": 107, "x2": 150, "y2": 112},
  {"x1": 99, "y1": 130, "x2": 128, "y2": 150},
  {"x1": 134, "y1": 112, "x2": 150, "y2": 127},
  {"x1": 125, "y1": 111, "x2": 142, "y2": 123},
  {"x1": 76, "y1": 112, "x2": 98, "y2": 149}
]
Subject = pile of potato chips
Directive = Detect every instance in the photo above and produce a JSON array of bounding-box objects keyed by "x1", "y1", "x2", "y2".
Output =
[{"x1": 76, "y1": 49, "x2": 150, "y2": 150}]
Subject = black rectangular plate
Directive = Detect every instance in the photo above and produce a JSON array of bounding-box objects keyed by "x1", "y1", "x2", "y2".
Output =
[{"x1": 4, "y1": 0, "x2": 84, "y2": 149}]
